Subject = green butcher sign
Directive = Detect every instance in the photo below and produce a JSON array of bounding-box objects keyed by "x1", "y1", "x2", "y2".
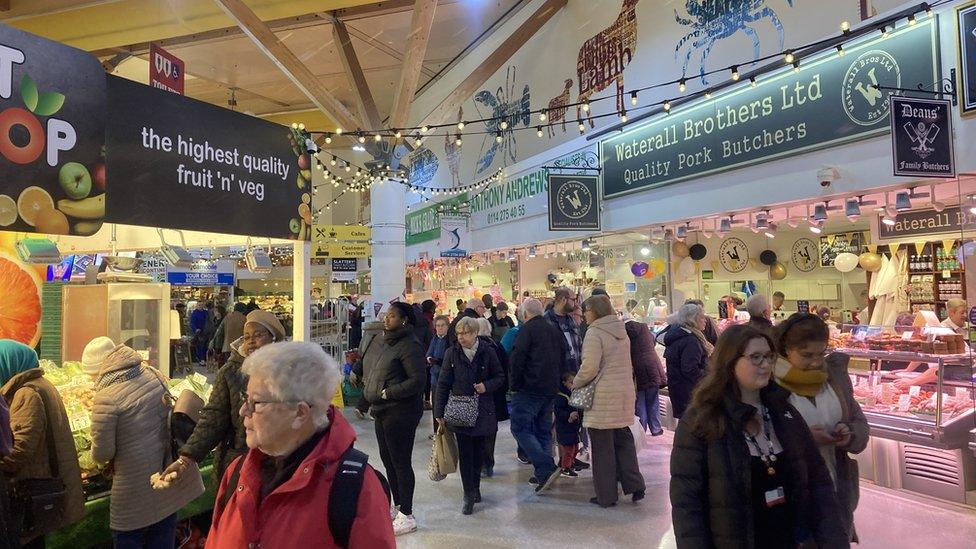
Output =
[
  {"x1": 405, "y1": 193, "x2": 468, "y2": 246},
  {"x1": 601, "y1": 19, "x2": 939, "y2": 199}
]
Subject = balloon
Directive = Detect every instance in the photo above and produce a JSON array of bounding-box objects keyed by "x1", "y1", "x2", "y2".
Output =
[
  {"x1": 643, "y1": 269, "x2": 657, "y2": 279},
  {"x1": 650, "y1": 258, "x2": 667, "y2": 274},
  {"x1": 770, "y1": 261, "x2": 788, "y2": 280},
  {"x1": 759, "y1": 250, "x2": 777, "y2": 266},
  {"x1": 678, "y1": 256, "x2": 696, "y2": 279},
  {"x1": 834, "y1": 252, "x2": 859, "y2": 273},
  {"x1": 688, "y1": 243, "x2": 707, "y2": 261},
  {"x1": 858, "y1": 252, "x2": 882, "y2": 272},
  {"x1": 672, "y1": 241, "x2": 690, "y2": 258},
  {"x1": 631, "y1": 262, "x2": 649, "y2": 277}
]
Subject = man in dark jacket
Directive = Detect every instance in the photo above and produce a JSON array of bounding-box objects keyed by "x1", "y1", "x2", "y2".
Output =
[
  {"x1": 509, "y1": 298, "x2": 569, "y2": 493},
  {"x1": 544, "y1": 287, "x2": 582, "y2": 374},
  {"x1": 626, "y1": 319, "x2": 666, "y2": 436},
  {"x1": 447, "y1": 298, "x2": 485, "y2": 346}
]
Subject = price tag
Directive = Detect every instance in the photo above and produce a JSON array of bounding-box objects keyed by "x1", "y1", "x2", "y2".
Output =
[
  {"x1": 909, "y1": 385, "x2": 921, "y2": 396},
  {"x1": 191, "y1": 372, "x2": 208, "y2": 385},
  {"x1": 897, "y1": 394, "x2": 911, "y2": 411},
  {"x1": 943, "y1": 269, "x2": 952, "y2": 278},
  {"x1": 69, "y1": 413, "x2": 91, "y2": 433},
  {"x1": 901, "y1": 331, "x2": 914, "y2": 340}
]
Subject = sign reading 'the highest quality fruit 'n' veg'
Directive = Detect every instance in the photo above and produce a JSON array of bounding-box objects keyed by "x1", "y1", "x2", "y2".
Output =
[{"x1": 0, "y1": 25, "x2": 108, "y2": 236}]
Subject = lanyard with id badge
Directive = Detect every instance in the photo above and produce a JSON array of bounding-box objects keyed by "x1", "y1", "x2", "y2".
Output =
[{"x1": 745, "y1": 404, "x2": 787, "y2": 508}]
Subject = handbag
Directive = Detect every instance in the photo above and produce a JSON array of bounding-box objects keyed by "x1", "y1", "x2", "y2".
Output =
[
  {"x1": 569, "y1": 365, "x2": 606, "y2": 410},
  {"x1": 443, "y1": 394, "x2": 479, "y2": 428},
  {"x1": 13, "y1": 389, "x2": 66, "y2": 539},
  {"x1": 433, "y1": 424, "x2": 458, "y2": 475}
]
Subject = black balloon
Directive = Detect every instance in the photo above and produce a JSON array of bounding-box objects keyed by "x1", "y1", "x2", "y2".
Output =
[
  {"x1": 759, "y1": 250, "x2": 777, "y2": 266},
  {"x1": 688, "y1": 243, "x2": 707, "y2": 261}
]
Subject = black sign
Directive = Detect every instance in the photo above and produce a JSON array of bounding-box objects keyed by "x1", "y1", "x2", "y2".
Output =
[
  {"x1": 890, "y1": 97, "x2": 954, "y2": 178},
  {"x1": 956, "y1": 4, "x2": 976, "y2": 114},
  {"x1": 797, "y1": 300, "x2": 810, "y2": 314},
  {"x1": 600, "y1": 20, "x2": 938, "y2": 199},
  {"x1": 820, "y1": 233, "x2": 863, "y2": 267},
  {"x1": 105, "y1": 76, "x2": 307, "y2": 240},
  {"x1": 331, "y1": 258, "x2": 357, "y2": 272},
  {"x1": 878, "y1": 206, "x2": 971, "y2": 240},
  {"x1": 548, "y1": 174, "x2": 600, "y2": 231},
  {"x1": 0, "y1": 25, "x2": 107, "y2": 236}
]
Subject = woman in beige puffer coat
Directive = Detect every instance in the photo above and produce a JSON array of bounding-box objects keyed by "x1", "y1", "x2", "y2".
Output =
[
  {"x1": 573, "y1": 295, "x2": 646, "y2": 508},
  {"x1": 90, "y1": 344, "x2": 204, "y2": 542}
]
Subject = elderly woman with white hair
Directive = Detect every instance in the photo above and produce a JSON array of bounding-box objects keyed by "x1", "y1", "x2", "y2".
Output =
[
  {"x1": 745, "y1": 294, "x2": 774, "y2": 335},
  {"x1": 206, "y1": 342, "x2": 395, "y2": 549},
  {"x1": 663, "y1": 302, "x2": 712, "y2": 419}
]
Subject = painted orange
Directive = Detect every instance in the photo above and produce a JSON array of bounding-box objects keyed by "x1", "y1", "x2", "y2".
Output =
[{"x1": 0, "y1": 250, "x2": 43, "y2": 348}]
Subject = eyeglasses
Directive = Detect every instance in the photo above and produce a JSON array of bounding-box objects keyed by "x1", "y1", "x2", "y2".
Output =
[
  {"x1": 742, "y1": 352, "x2": 776, "y2": 366},
  {"x1": 239, "y1": 391, "x2": 306, "y2": 414}
]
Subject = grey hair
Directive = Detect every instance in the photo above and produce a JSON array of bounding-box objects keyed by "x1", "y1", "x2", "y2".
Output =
[
  {"x1": 455, "y1": 316, "x2": 481, "y2": 335},
  {"x1": 467, "y1": 298, "x2": 483, "y2": 310},
  {"x1": 476, "y1": 317, "x2": 492, "y2": 337},
  {"x1": 669, "y1": 302, "x2": 704, "y2": 328},
  {"x1": 745, "y1": 294, "x2": 770, "y2": 318},
  {"x1": 521, "y1": 298, "x2": 544, "y2": 319},
  {"x1": 241, "y1": 341, "x2": 338, "y2": 429},
  {"x1": 947, "y1": 298, "x2": 967, "y2": 311}
]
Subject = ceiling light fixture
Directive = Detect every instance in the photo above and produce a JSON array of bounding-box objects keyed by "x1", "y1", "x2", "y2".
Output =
[
  {"x1": 930, "y1": 185, "x2": 946, "y2": 212},
  {"x1": 845, "y1": 198, "x2": 861, "y2": 221},
  {"x1": 895, "y1": 191, "x2": 912, "y2": 212},
  {"x1": 813, "y1": 203, "x2": 828, "y2": 222},
  {"x1": 719, "y1": 217, "x2": 732, "y2": 235}
]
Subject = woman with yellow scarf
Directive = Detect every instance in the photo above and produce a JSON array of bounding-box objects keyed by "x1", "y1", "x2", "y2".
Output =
[{"x1": 774, "y1": 313, "x2": 868, "y2": 543}]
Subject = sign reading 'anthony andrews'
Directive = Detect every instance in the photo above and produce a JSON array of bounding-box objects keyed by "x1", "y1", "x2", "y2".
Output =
[
  {"x1": 890, "y1": 96, "x2": 954, "y2": 178},
  {"x1": 548, "y1": 174, "x2": 601, "y2": 231},
  {"x1": 600, "y1": 19, "x2": 938, "y2": 198}
]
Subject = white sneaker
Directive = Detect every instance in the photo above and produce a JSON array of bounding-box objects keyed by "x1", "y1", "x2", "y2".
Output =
[
  {"x1": 393, "y1": 512, "x2": 417, "y2": 536},
  {"x1": 389, "y1": 504, "x2": 399, "y2": 521}
]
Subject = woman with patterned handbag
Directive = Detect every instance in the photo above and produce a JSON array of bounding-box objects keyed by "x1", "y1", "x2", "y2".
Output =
[{"x1": 434, "y1": 317, "x2": 504, "y2": 516}]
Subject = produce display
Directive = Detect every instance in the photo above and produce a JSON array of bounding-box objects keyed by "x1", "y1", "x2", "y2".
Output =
[{"x1": 830, "y1": 331, "x2": 969, "y2": 356}]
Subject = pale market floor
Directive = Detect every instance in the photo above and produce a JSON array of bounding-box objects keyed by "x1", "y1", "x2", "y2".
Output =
[{"x1": 343, "y1": 408, "x2": 976, "y2": 549}]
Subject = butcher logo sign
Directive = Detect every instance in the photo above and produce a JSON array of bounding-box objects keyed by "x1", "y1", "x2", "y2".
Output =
[
  {"x1": 548, "y1": 174, "x2": 600, "y2": 231},
  {"x1": 889, "y1": 96, "x2": 954, "y2": 178},
  {"x1": 842, "y1": 50, "x2": 901, "y2": 126}
]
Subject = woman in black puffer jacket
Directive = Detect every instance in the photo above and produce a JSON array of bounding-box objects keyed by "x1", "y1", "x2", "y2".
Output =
[{"x1": 362, "y1": 302, "x2": 426, "y2": 535}]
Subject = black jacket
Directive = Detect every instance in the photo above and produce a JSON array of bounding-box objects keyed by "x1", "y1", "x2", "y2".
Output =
[
  {"x1": 179, "y1": 351, "x2": 247, "y2": 478},
  {"x1": 669, "y1": 383, "x2": 849, "y2": 549},
  {"x1": 509, "y1": 316, "x2": 569, "y2": 396},
  {"x1": 362, "y1": 326, "x2": 426, "y2": 415},
  {"x1": 483, "y1": 337, "x2": 511, "y2": 422},
  {"x1": 553, "y1": 386, "x2": 581, "y2": 445},
  {"x1": 447, "y1": 308, "x2": 481, "y2": 346},
  {"x1": 663, "y1": 327, "x2": 707, "y2": 418},
  {"x1": 434, "y1": 337, "x2": 505, "y2": 437},
  {"x1": 412, "y1": 304, "x2": 433, "y2": 351},
  {"x1": 625, "y1": 320, "x2": 665, "y2": 390}
]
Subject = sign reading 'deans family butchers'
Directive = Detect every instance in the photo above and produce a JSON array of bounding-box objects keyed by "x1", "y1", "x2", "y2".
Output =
[
  {"x1": 0, "y1": 25, "x2": 107, "y2": 237},
  {"x1": 105, "y1": 76, "x2": 308, "y2": 240},
  {"x1": 600, "y1": 19, "x2": 939, "y2": 199},
  {"x1": 889, "y1": 96, "x2": 954, "y2": 178}
]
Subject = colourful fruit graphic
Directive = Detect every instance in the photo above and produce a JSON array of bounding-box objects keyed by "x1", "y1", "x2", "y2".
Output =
[
  {"x1": 0, "y1": 250, "x2": 43, "y2": 347},
  {"x1": 0, "y1": 194, "x2": 16, "y2": 227},
  {"x1": 0, "y1": 107, "x2": 44, "y2": 164},
  {"x1": 296, "y1": 174, "x2": 308, "y2": 189},
  {"x1": 59, "y1": 162, "x2": 92, "y2": 199},
  {"x1": 298, "y1": 203, "x2": 311, "y2": 224},
  {"x1": 17, "y1": 186, "x2": 54, "y2": 226},
  {"x1": 73, "y1": 220, "x2": 103, "y2": 235},
  {"x1": 298, "y1": 154, "x2": 309, "y2": 170},
  {"x1": 93, "y1": 162, "x2": 106, "y2": 191},
  {"x1": 301, "y1": 193, "x2": 310, "y2": 204},
  {"x1": 35, "y1": 206, "x2": 69, "y2": 235},
  {"x1": 300, "y1": 169, "x2": 311, "y2": 180},
  {"x1": 58, "y1": 194, "x2": 105, "y2": 219},
  {"x1": 289, "y1": 218, "x2": 301, "y2": 234}
]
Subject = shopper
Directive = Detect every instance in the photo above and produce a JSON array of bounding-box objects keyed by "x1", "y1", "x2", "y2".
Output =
[
  {"x1": 448, "y1": 298, "x2": 485, "y2": 346},
  {"x1": 625, "y1": 316, "x2": 665, "y2": 436},
  {"x1": 210, "y1": 302, "x2": 247, "y2": 366},
  {"x1": 190, "y1": 301, "x2": 210, "y2": 364},
  {"x1": 663, "y1": 302, "x2": 711, "y2": 419},
  {"x1": 545, "y1": 287, "x2": 582, "y2": 373},
  {"x1": 745, "y1": 294, "x2": 774, "y2": 336},
  {"x1": 670, "y1": 325, "x2": 848, "y2": 548},
  {"x1": 412, "y1": 302, "x2": 433, "y2": 352},
  {"x1": 361, "y1": 302, "x2": 426, "y2": 536},
  {"x1": 206, "y1": 342, "x2": 395, "y2": 548},
  {"x1": 573, "y1": 295, "x2": 645, "y2": 508},
  {"x1": 426, "y1": 315, "x2": 450, "y2": 432},
  {"x1": 165, "y1": 310, "x2": 286, "y2": 482},
  {"x1": 499, "y1": 304, "x2": 523, "y2": 354},
  {"x1": 488, "y1": 302, "x2": 516, "y2": 343},
  {"x1": 434, "y1": 318, "x2": 504, "y2": 515},
  {"x1": 0, "y1": 340, "x2": 84, "y2": 547},
  {"x1": 420, "y1": 299, "x2": 437, "y2": 327},
  {"x1": 455, "y1": 298, "x2": 466, "y2": 317},
  {"x1": 683, "y1": 299, "x2": 719, "y2": 345},
  {"x1": 774, "y1": 313, "x2": 868, "y2": 542},
  {"x1": 509, "y1": 298, "x2": 568, "y2": 492},
  {"x1": 553, "y1": 372, "x2": 581, "y2": 477},
  {"x1": 772, "y1": 291, "x2": 786, "y2": 310},
  {"x1": 348, "y1": 295, "x2": 364, "y2": 349},
  {"x1": 86, "y1": 340, "x2": 205, "y2": 547},
  {"x1": 476, "y1": 318, "x2": 509, "y2": 478}
]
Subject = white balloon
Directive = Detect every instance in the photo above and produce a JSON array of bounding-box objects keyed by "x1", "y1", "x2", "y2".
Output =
[
  {"x1": 834, "y1": 252, "x2": 859, "y2": 273},
  {"x1": 678, "y1": 256, "x2": 696, "y2": 279}
]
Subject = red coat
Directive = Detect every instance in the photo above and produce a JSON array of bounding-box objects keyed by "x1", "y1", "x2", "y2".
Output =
[{"x1": 205, "y1": 407, "x2": 395, "y2": 549}]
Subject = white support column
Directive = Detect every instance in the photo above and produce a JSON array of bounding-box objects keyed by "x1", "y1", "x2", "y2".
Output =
[
  {"x1": 293, "y1": 240, "x2": 312, "y2": 341},
  {"x1": 369, "y1": 180, "x2": 407, "y2": 319}
]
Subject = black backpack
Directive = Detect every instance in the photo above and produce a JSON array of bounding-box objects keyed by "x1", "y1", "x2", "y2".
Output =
[{"x1": 220, "y1": 447, "x2": 392, "y2": 548}]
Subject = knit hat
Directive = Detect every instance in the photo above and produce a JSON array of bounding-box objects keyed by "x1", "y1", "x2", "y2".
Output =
[
  {"x1": 245, "y1": 310, "x2": 286, "y2": 342},
  {"x1": 82, "y1": 337, "x2": 117, "y2": 377}
]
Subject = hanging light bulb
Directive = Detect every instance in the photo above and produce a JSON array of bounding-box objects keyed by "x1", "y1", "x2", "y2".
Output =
[
  {"x1": 792, "y1": 61, "x2": 801, "y2": 73},
  {"x1": 663, "y1": 99, "x2": 671, "y2": 112},
  {"x1": 536, "y1": 126, "x2": 544, "y2": 137},
  {"x1": 394, "y1": 130, "x2": 402, "y2": 139},
  {"x1": 908, "y1": 14, "x2": 917, "y2": 25},
  {"x1": 750, "y1": 76, "x2": 757, "y2": 88},
  {"x1": 836, "y1": 44, "x2": 845, "y2": 56},
  {"x1": 619, "y1": 111, "x2": 628, "y2": 123},
  {"x1": 495, "y1": 132, "x2": 503, "y2": 143},
  {"x1": 374, "y1": 133, "x2": 382, "y2": 142},
  {"x1": 420, "y1": 125, "x2": 429, "y2": 134},
  {"x1": 880, "y1": 25, "x2": 889, "y2": 38},
  {"x1": 335, "y1": 127, "x2": 343, "y2": 135},
  {"x1": 457, "y1": 121, "x2": 465, "y2": 130},
  {"x1": 357, "y1": 134, "x2": 366, "y2": 144},
  {"x1": 678, "y1": 78, "x2": 686, "y2": 92},
  {"x1": 705, "y1": 89, "x2": 712, "y2": 99},
  {"x1": 499, "y1": 120, "x2": 509, "y2": 130},
  {"x1": 630, "y1": 91, "x2": 638, "y2": 106},
  {"x1": 539, "y1": 110, "x2": 547, "y2": 122},
  {"x1": 578, "y1": 120, "x2": 586, "y2": 134},
  {"x1": 324, "y1": 134, "x2": 332, "y2": 144},
  {"x1": 731, "y1": 65, "x2": 740, "y2": 81},
  {"x1": 330, "y1": 156, "x2": 337, "y2": 166},
  {"x1": 784, "y1": 50, "x2": 794, "y2": 63},
  {"x1": 581, "y1": 101, "x2": 590, "y2": 112},
  {"x1": 415, "y1": 136, "x2": 424, "y2": 147},
  {"x1": 455, "y1": 134, "x2": 463, "y2": 146}
]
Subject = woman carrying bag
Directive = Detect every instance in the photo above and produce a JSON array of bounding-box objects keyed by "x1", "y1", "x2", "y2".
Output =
[{"x1": 434, "y1": 317, "x2": 504, "y2": 516}]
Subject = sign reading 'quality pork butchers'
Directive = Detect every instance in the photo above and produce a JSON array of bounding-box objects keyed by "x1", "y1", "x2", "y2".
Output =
[{"x1": 600, "y1": 19, "x2": 938, "y2": 199}]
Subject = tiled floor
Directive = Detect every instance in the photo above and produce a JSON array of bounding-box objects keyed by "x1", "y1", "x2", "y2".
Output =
[{"x1": 345, "y1": 409, "x2": 976, "y2": 549}]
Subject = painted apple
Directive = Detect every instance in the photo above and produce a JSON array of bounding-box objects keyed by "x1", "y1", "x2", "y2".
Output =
[
  {"x1": 93, "y1": 162, "x2": 106, "y2": 191},
  {"x1": 298, "y1": 154, "x2": 309, "y2": 170},
  {"x1": 59, "y1": 162, "x2": 92, "y2": 199}
]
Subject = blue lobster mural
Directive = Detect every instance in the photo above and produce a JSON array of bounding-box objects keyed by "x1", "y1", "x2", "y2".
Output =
[
  {"x1": 674, "y1": 0, "x2": 795, "y2": 85},
  {"x1": 474, "y1": 66, "x2": 530, "y2": 174},
  {"x1": 407, "y1": 146, "x2": 439, "y2": 189}
]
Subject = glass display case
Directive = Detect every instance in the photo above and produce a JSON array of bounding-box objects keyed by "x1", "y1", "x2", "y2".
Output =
[{"x1": 829, "y1": 323, "x2": 975, "y2": 449}]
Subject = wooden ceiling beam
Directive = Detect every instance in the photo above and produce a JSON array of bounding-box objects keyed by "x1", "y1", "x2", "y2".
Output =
[
  {"x1": 212, "y1": 0, "x2": 362, "y2": 133},
  {"x1": 331, "y1": 17, "x2": 383, "y2": 129},
  {"x1": 388, "y1": 0, "x2": 437, "y2": 129},
  {"x1": 335, "y1": 19, "x2": 437, "y2": 79},
  {"x1": 418, "y1": 0, "x2": 565, "y2": 129}
]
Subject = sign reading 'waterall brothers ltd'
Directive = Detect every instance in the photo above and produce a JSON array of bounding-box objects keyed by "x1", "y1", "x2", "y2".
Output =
[{"x1": 600, "y1": 19, "x2": 938, "y2": 198}]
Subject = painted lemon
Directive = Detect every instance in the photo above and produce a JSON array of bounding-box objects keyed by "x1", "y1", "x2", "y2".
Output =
[{"x1": 0, "y1": 194, "x2": 16, "y2": 227}]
